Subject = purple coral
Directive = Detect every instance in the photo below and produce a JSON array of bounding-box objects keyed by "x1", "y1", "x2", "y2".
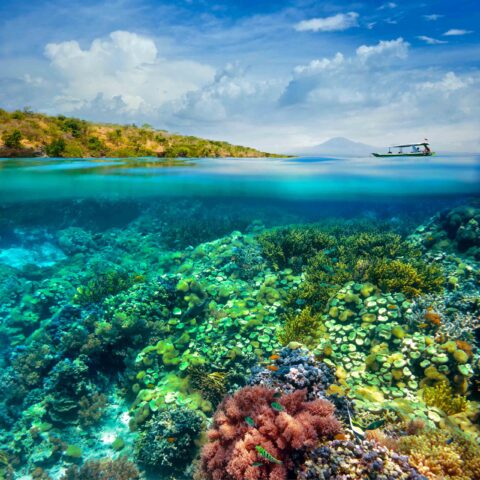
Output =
[
  {"x1": 298, "y1": 440, "x2": 427, "y2": 480},
  {"x1": 249, "y1": 347, "x2": 334, "y2": 400}
]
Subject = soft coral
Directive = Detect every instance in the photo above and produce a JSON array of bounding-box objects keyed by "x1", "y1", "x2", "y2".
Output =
[{"x1": 199, "y1": 385, "x2": 342, "y2": 480}]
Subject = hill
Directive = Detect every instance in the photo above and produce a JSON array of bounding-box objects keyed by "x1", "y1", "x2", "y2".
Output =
[
  {"x1": 294, "y1": 137, "x2": 377, "y2": 157},
  {"x1": 0, "y1": 108, "x2": 282, "y2": 158}
]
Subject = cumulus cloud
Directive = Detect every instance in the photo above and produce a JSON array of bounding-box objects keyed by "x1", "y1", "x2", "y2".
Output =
[
  {"x1": 162, "y1": 63, "x2": 281, "y2": 127},
  {"x1": 356, "y1": 37, "x2": 409, "y2": 62},
  {"x1": 44, "y1": 30, "x2": 214, "y2": 115},
  {"x1": 443, "y1": 29, "x2": 473, "y2": 36},
  {"x1": 294, "y1": 12, "x2": 359, "y2": 32},
  {"x1": 417, "y1": 35, "x2": 447, "y2": 45},
  {"x1": 417, "y1": 72, "x2": 473, "y2": 93},
  {"x1": 275, "y1": 38, "x2": 480, "y2": 152}
]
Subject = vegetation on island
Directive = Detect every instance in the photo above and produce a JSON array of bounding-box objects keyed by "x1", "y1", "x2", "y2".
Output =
[{"x1": 0, "y1": 107, "x2": 283, "y2": 158}]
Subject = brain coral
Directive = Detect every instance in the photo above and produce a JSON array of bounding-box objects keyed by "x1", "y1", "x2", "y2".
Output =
[{"x1": 199, "y1": 385, "x2": 342, "y2": 480}]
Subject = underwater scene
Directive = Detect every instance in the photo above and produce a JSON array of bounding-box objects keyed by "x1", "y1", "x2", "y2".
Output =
[{"x1": 1, "y1": 155, "x2": 480, "y2": 480}]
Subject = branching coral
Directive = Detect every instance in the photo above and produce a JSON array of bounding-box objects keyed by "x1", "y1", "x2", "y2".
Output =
[
  {"x1": 422, "y1": 382, "x2": 469, "y2": 415},
  {"x1": 199, "y1": 385, "x2": 342, "y2": 480},
  {"x1": 277, "y1": 307, "x2": 323, "y2": 347},
  {"x1": 395, "y1": 429, "x2": 480, "y2": 480},
  {"x1": 370, "y1": 259, "x2": 443, "y2": 298},
  {"x1": 288, "y1": 229, "x2": 444, "y2": 313},
  {"x1": 257, "y1": 226, "x2": 336, "y2": 272}
]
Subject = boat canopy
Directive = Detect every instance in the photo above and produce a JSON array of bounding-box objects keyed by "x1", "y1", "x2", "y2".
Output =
[{"x1": 391, "y1": 143, "x2": 429, "y2": 148}]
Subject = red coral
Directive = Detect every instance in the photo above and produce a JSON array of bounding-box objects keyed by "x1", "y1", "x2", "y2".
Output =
[{"x1": 199, "y1": 386, "x2": 342, "y2": 480}]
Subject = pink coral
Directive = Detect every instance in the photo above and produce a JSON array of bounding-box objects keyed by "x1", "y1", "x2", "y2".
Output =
[{"x1": 199, "y1": 386, "x2": 342, "y2": 480}]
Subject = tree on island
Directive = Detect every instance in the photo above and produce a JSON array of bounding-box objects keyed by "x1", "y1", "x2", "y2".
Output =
[{"x1": 2, "y1": 129, "x2": 23, "y2": 149}]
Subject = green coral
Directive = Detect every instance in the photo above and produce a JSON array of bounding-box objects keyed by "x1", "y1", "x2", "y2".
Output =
[
  {"x1": 286, "y1": 229, "x2": 445, "y2": 312},
  {"x1": 278, "y1": 306, "x2": 324, "y2": 347},
  {"x1": 73, "y1": 269, "x2": 135, "y2": 305},
  {"x1": 370, "y1": 259, "x2": 444, "y2": 297},
  {"x1": 257, "y1": 226, "x2": 335, "y2": 272}
]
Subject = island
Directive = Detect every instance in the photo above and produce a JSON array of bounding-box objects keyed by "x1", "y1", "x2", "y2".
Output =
[{"x1": 0, "y1": 108, "x2": 283, "y2": 158}]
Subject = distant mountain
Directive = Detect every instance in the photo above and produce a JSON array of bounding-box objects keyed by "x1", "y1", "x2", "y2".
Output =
[{"x1": 293, "y1": 137, "x2": 378, "y2": 157}]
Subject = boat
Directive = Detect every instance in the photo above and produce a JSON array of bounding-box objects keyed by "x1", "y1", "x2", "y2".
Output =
[{"x1": 372, "y1": 142, "x2": 435, "y2": 157}]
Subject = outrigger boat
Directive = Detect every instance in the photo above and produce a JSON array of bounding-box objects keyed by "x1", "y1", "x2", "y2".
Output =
[{"x1": 372, "y1": 142, "x2": 435, "y2": 157}]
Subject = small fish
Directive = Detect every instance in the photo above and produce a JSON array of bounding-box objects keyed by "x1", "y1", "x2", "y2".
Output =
[
  {"x1": 273, "y1": 392, "x2": 282, "y2": 399},
  {"x1": 334, "y1": 433, "x2": 348, "y2": 441},
  {"x1": 252, "y1": 462, "x2": 264, "y2": 467},
  {"x1": 245, "y1": 416, "x2": 256, "y2": 427},
  {"x1": 446, "y1": 438, "x2": 454, "y2": 445},
  {"x1": 166, "y1": 437, "x2": 176, "y2": 443},
  {"x1": 364, "y1": 420, "x2": 385, "y2": 431},
  {"x1": 266, "y1": 365, "x2": 279, "y2": 372},
  {"x1": 271, "y1": 402, "x2": 284, "y2": 412},
  {"x1": 255, "y1": 446, "x2": 282, "y2": 465},
  {"x1": 269, "y1": 354, "x2": 280, "y2": 361}
]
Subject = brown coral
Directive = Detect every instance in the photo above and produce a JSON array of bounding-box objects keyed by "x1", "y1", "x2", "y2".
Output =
[
  {"x1": 396, "y1": 429, "x2": 480, "y2": 480},
  {"x1": 61, "y1": 457, "x2": 140, "y2": 480},
  {"x1": 423, "y1": 382, "x2": 468, "y2": 415},
  {"x1": 199, "y1": 385, "x2": 342, "y2": 480}
]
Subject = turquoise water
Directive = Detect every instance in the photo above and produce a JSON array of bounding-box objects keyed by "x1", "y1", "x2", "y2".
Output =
[
  {"x1": 1, "y1": 155, "x2": 478, "y2": 201},
  {"x1": 0, "y1": 155, "x2": 479, "y2": 479}
]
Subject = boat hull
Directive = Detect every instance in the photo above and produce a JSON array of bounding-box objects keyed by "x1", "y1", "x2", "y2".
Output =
[{"x1": 372, "y1": 152, "x2": 436, "y2": 157}]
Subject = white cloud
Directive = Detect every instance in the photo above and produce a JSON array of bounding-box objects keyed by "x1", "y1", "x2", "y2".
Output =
[
  {"x1": 417, "y1": 35, "x2": 448, "y2": 45},
  {"x1": 356, "y1": 37, "x2": 409, "y2": 62},
  {"x1": 379, "y1": 2, "x2": 397, "y2": 9},
  {"x1": 294, "y1": 12, "x2": 359, "y2": 32},
  {"x1": 423, "y1": 14, "x2": 443, "y2": 21},
  {"x1": 293, "y1": 53, "x2": 344, "y2": 74},
  {"x1": 44, "y1": 31, "x2": 214, "y2": 115},
  {"x1": 275, "y1": 40, "x2": 480, "y2": 152},
  {"x1": 443, "y1": 29, "x2": 473, "y2": 36},
  {"x1": 417, "y1": 72, "x2": 473, "y2": 93}
]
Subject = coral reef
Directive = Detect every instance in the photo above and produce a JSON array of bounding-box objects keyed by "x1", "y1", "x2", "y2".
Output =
[
  {"x1": 422, "y1": 382, "x2": 468, "y2": 415},
  {"x1": 0, "y1": 199, "x2": 479, "y2": 479},
  {"x1": 199, "y1": 385, "x2": 342, "y2": 480},
  {"x1": 136, "y1": 407, "x2": 203, "y2": 475},
  {"x1": 414, "y1": 203, "x2": 480, "y2": 259},
  {"x1": 278, "y1": 307, "x2": 323, "y2": 347},
  {"x1": 395, "y1": 429, "x2": 480, "y2": 480},
  {"x1": 249, "y1": 347, "x2": 334, "y2": 401},
  {"x1": 61, "y1": 457, "x2": 140, "y2": 480},
  {"x1": 297, "y1": 439, "x2": 426, "y2": 480}
]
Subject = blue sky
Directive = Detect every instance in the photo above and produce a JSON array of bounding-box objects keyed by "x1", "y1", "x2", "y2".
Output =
[{"x1": 0, "y1": 0, "x2": 479, "y2": 152}]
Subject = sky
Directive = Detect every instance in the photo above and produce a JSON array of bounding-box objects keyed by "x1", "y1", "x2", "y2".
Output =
[{"x1": 0, "y1": 0, "x2": 479, "y2": 153}]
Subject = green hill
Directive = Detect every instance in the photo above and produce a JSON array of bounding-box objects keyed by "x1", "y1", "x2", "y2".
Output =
[{"x1": 0, "y1": 108, "x2": 283, "y2": 158}]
